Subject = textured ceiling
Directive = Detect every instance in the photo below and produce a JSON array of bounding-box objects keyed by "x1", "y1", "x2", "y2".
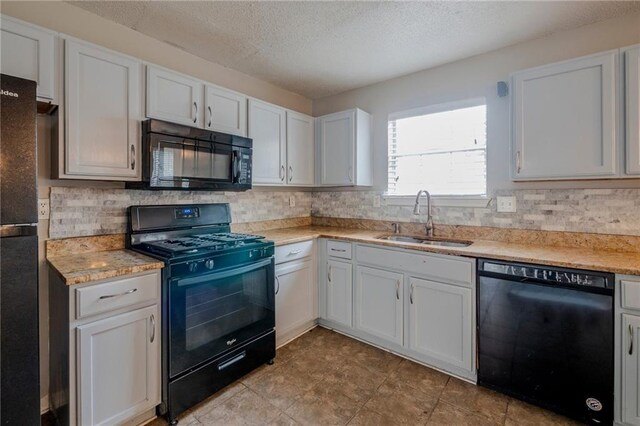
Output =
[{"x1": 68, "y1": 1, "x2": 640, "y2": 100}]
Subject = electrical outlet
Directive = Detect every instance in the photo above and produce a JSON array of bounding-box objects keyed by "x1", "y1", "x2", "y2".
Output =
[
  {"x1": 289, "y1": 196, "x2": 295, "y2": 207},
  {"x1": 38, "y1": 199, "x2": 50, "y2": 220},
  {"x1": 373, "y1": 195, "x2": 381, "y2": 208},
  {"x1": 496, "y1": 196, "x2": 516, "y2": 213}
]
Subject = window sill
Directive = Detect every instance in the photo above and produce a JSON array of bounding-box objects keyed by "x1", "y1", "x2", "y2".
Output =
[{"x1": 382, "y1": 195, "x2": 491, "y2": 208}]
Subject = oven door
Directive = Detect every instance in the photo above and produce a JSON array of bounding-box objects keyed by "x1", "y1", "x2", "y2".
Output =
[
  {"x1": 149, "y1": 133, "x2": 234, "y2": 188},
  {"x1": 169, "y1": 257, "x2": 275, "y2": 378}
]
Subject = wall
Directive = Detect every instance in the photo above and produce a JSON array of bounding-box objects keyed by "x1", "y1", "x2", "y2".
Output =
[
  {"x1": 312, "y1": 11, "x2": 640, "y2": 192},
  {"x1": 0, "y1": 1, "x2": 312, "y2": 114}
]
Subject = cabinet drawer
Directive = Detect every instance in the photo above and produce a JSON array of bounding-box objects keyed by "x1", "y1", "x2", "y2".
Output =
[
  {"x1": 357, "y1": 245, "x2": 473, "y2": 286},
  {"x1": 622, "y1": 280, "x2": 640, "y2": 311},
  {"x1": 327, "y1": 240, "x2": 352, "y2": 259},
  {"x1": 75, "y1": 272, "x2": 159, "y2": 319},
  {"x1": 275, "y1": 240, "x2": 313, "y2": 264}
]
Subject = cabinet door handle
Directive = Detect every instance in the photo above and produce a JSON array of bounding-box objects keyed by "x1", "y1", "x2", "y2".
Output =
[
  {"x1": 207, "y1": 105, "x2": 212, "y2": 127},
  {"x1": 99, "y1": 288, "x2": 137, "y2": 300},
  {"x1": 275, "y1": 276, "x2": 281, "y2": 295},
  {"x1": 348, "y1": 167, "x2": 353, "y2": 182},
  {"x1": 130, "y1": 145, "x2": 135, "y2": 170},
  {"x1": 328, "y1": 265, "x2": 332, "y2": 283},
  {"x1": 288, "y1": 249, "x2": 302, "y2": 256},
  {"x1": 280, "y1": 165, "x2": 285, "y2": 182},
  {"x1": 193, "y1": 101, "x2": 198, "y2": 123},
  {"x1": 396, "y1": 280, "x2": 400, "y2": 300},
  {"x1": 150, "y1": 314, "x2": 156, "y2": 343},
  {"x1": 516, "y1": 151, "x2": 521, "y2": 174},
  {"x1": 410, "y1": 282, "x2": 414, "y2": 304},
  {"x1": 630, "y1": 324, "x2": 634, "y2": 355},
  {"x1": 289, "y1": 165, "x2": 293, "y2": 182}
]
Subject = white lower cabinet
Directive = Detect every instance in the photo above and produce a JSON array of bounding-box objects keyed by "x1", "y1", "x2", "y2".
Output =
[
  {"x1": 77, "y1": 305, "x2": 160, "y2": 426},
  {"x1": 275, "y1": 258, "x2": 315, "y2": 345},
  {"x1": 355, "y1": 266, "x2": 403, "y2": 345},
  {"x1": 48, "y1": 270, "x2": 161, "y2": 426},
  {"x1": 326, "y1": 259, "x2": 353, "y2": 328},
  {"x1": 408, "y1": 277, "x2": 472, "y2": 371},
  {"x1": 319, "y1": 241, "x2": 476, "y2": 380}
]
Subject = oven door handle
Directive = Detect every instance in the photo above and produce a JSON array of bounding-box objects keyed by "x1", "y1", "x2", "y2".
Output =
[{"x1": 176, "y1": 258, "x2": 273, "y2": 287}]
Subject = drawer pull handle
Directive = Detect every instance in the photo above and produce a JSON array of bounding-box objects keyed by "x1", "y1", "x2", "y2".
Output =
[
  {"x1": 288, "y1": 250, "x2": 302, "y2": 256},
  {"x1": 150, "y1": 314, "x2": 156, "y2": 343},
  {"x1": 331, "y1": 248, "x2": 347, "y2": 252},
  {"x1": 99, "y1": 288, "x2": 137, "y2": 300},
  {"x1": 218, "y1": 351, "x2": 246, "y2": 371},
  {"x1": 630, "y1": 324, "x2": 634, "y2": 356}
]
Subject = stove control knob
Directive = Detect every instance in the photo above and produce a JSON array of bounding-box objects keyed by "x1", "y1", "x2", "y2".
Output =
[
  {"x1": 205, "y1": 259, "x2": 215, "y2": 270},
  {"x1": 188, "y1": 262, "x2": 198, "y2": 272}
]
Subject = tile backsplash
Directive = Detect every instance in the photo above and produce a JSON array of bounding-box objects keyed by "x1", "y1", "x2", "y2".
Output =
[
  {"x1": 311, "y1": 189, "x2": 640, "y2": 236},
  {"x1": 49, "y1": 187, "x2": 640, "y2": 238},
  {"x1": 48, "y1": 187, "x2": 312, "y2": 239}
]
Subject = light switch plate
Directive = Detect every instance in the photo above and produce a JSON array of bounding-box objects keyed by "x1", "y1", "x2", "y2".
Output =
[
  {"x1": 373, "y1": 195, "x2": 381, "y2": 208},
  {"x1": 496, "y1": 196, "x2": 516, "y2": 213},
  {"x1": 38, "y1": 198, "x2": 50, "y2": 220},
  {"x1": 289, "y1": 196, "x2": 296, "y2": 207}
]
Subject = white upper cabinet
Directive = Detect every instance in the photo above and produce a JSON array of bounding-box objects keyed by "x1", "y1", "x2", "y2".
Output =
[
  {"x1": 286, "y1": 111, "x2": 315, "y2": 186},
  {"x1": 146, "y1": 65, "x2": 203, "y2": 127},
  {"x1": 317, "y1": 108, "x2": 372, "y2": 186},
  {"x1": 511, "y1": 50, "x2": 619, "y2": 180},
  {"x1": 355, "y1": 266, "x2": 403, "y2": 345},
  {"x1": 1, "y1": 16, "x2": 57, "y2": 101},
  {"x1": 626, "y1": 45, "x2": 640, "y2": 175},
  {"x1": 65, "y1": 39, "x2": 141, "y2": 179},
  {"x1": 204, "y1": 84, "x2": 247, "y2": 136},
  {"x1": 249, "y1": 99, "x2": 287, "y2": 185}
]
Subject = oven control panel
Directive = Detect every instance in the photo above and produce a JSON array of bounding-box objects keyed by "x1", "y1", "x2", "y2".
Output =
[
  {"x1": 171, "y1": 243, "x2": 275, "y2": 278},
  {"x1": 175, "y1": 207, "x2": 200, "y2": 219}
]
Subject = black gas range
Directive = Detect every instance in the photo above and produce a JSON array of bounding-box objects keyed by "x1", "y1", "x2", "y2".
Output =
[{"x1": 128, "y1": 204, "x2": 275, "y2": 425}]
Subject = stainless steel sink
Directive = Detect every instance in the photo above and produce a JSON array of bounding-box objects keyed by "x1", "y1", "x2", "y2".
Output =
[{"x1": 378, "y1": 235, "x2": 472, "y2": 247}]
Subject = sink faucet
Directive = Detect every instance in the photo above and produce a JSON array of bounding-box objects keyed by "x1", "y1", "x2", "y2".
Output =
[{"x1": 413, "y1": 190, "x2": 434, "y2": 237}]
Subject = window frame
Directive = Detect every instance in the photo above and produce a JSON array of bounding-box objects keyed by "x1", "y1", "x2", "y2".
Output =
[{"x1": 385, "y1": 97, "x2": 490, "y2": 207}]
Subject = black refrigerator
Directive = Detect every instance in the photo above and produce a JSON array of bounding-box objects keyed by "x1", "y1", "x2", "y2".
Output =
[{"x1": 0, "y1": 74, "x2": 40, "y2": 424}]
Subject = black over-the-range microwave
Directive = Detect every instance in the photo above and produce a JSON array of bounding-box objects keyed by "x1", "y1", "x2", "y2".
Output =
[{"x1": 126, "y1": 119, "x2": 252, "y2": 191}]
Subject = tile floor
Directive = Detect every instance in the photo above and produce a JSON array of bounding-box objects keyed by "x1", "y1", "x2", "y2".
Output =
[{"x1": 149, "y1": 327, "x2": 582, "y2": 426}]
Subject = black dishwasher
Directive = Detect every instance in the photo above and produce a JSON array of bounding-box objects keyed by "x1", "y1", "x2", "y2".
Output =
[{"x1": 477, "y1": 259, "x2": 614, "y2": 425}]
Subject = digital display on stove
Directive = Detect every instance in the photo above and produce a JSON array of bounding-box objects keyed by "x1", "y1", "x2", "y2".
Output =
[{"x1": 175, "y1": 207, "x2": 200, "y2": 219}]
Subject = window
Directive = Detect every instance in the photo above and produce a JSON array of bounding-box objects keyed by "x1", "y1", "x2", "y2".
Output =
[{"x1": 387, "y1": 100, "x2": 487, "y2": 197}]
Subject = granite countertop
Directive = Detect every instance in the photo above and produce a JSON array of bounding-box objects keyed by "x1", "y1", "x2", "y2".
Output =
[
  {"x1": 47, "y1": 250, "x2": 165, "y2": 286},
  {"x1": 259, "y1": 225, "x2": 640, "y2": 276}
]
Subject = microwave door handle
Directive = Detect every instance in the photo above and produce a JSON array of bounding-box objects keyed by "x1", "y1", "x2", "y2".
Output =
[
  {"x1": 176, "y1": 257, "x2": 273, "y2": 287},
  {"x1": 232, "y1": 150, "x2": 241, "y2": 182}
]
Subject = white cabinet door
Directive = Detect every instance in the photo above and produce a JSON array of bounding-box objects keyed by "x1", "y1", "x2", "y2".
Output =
[
  {"x1": 626, "y1": 46, "x2": 640, "y2": 175},
  {"x1": 512, "y1": 50, "x2": 618, "y2": 180},
  {"x1": 146, "y1": 65, "x2": 203, "y2": 127},
  {"x1": 355, "y1": 266, "x2": 403, "y2": 345},
  {"x1": 204, "y1": 84, "x2": 247, "y2": 136},
  {"x1": 248, "y1": 99, "x2": 286, "y2": 185},
  {"x1": 77, "y1": 305, "x2": 160, "y2": 426},
  {"x1": 326, "y1": 259, "x2": 353, "y2": 328},
  {"x1": 1, "y1": 16, "x2": 56, "y2": 101},
  {"x1": 318, "y1": 110, "x2": 355, "y2": 185},
  {"x1": 623, "y1": 314, "x2": 640, "y2": 425},
  {"x1": 65, "y1": 40, "x2": 140, "y2": 179},
  {"x1": 275, "y1": 259, "x2": 314, "y2": 344},
  {"x1": 286, "y1": 111, "x2": 314, "y2": 186},
  {"x1": 408, "y1": 277, "x2": 472, "y2": 371}
]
